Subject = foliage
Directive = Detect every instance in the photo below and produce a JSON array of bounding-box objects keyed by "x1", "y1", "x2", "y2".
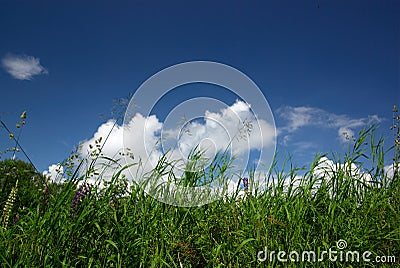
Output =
[
  {"x1": 0, "y1": 159, "x2": 46, "y2": 216},
  {"x1": 0, "y1": 108, "x2": 399, "y2": 267}
]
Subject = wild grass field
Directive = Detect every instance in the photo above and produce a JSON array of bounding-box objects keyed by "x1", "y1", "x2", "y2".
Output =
[{"x1": 0, "y1": 107, "x2": 399, "y2": 267}]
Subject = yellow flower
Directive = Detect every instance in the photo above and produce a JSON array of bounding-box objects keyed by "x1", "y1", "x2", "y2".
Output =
[
  {"x1": 9, "y1": 133, "x2": 14, "y2": 139},
  {"x1": 20, "y1": 111, "x2": 27, "y2": 119}
]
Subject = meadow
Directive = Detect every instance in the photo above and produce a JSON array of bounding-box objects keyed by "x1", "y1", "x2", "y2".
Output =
[{"x1": 0, "y1": 107, "x2": 399, "y2": 267}]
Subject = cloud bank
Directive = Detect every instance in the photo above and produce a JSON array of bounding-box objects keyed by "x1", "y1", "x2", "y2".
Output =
[
  {"x1": 43, "y1": 101, "x2": 395, "y2": 204},
  {"x1": 43, "y1": 100, "x2": 276, "y2": 197}
]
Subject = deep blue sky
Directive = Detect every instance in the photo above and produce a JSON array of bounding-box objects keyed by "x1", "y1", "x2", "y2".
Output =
[{"x1": 0, "y1": 0, "x2": 399, "y2": 172}]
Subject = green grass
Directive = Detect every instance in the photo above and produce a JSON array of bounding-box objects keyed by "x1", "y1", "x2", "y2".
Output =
[{"x1": 0, "y1": 122, "x2": 399, "y2": 267}]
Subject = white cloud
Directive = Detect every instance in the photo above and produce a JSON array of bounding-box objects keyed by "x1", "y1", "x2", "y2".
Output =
[
  {"x1": 338, "y1": 126, "x2": 355, "y2": 142},
  {"x1": 313, "y1": 156, "x2": 372, "y2": 181},
  {"x1": 78, "y1": 114, "x2": 163, "y2": 184},
  {"x1": 384, "y1": 163, "x2": 400, "y2": 179},
  {"x1": 225, "y1": 157, "x2": 398, "y2": 201},
  {"x1": 277, "y1": 106, "x2": 317, "y2": 132},
  {"x1": 43, "y1": 100, "x2": 276, "y2": 203},
  {"x1": 274, "y1": 156, "x2": 375, "y2": 199},
  {"x1": 43, "y1": 164, "x2": 65, "y2": 184},
  {"x1": 174, "y1": 100, "x2": 276, "y2": 159},
  {"x1": 281, "y1": 158, "x2": 396, "y2": 193},
  {"x1": 1, "y1": 54, "x2": 48, "y2": 80},
  {"x1": 277, "y1": 106, "x2": 381, "y2": 143}
]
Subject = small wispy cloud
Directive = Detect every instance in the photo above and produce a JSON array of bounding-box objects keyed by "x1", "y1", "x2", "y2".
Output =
[
  {"x1": 277, "y1": 106, "x2": 381, "y2": 143},
  {"x1": 1, "y1": 54, "x2": 48, "y2": 80}
]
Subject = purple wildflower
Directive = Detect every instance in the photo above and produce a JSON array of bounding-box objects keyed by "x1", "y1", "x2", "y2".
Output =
[
  {"x1": 13, "y1": 215, "x2": 19, "y2": 225},
  {"x1": 40, "y1": 186, "x2": 50, "y2": 216},
  {"x1": 242, "y1": 177, "x2": 249, "y2": 190},
  {"x1": 40, "y1": 187, "x2": 50, "y2": 203},
  {"x1": 70, "y1": 183, "x2": 90, "y2": 217}
]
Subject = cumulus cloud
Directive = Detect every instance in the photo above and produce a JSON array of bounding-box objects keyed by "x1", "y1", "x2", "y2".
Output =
[
  {"x1": 43, "y1": 164, "x2": 65, "y2": 184},
  {"x1": 224, "y1": 156, "x2": 399, "y2": 202},
  {"x1": 384, "y1": 163, "x2": 400, "y2": 179},
  {"x1": 276, "y1": 106, "x2": 381, "y2": 143},
  {"x1": 43, "y1": 100, "x2": 276, "y2": 201},
  {"x1": 275, "y1": 156, "x2": 376, "y2": 199},
  {"x1": 278, "y1": 157, "x2": 400, "y2": 198},
  {"x1": 313, "y1": 156, "x2": 372, "y2": 182},
  {"x1": 78, "y1": 114, "x2": 163, "y2": 182},
  {"x1": 172, "y1": 100, "x2": 276, "y2": 160},
  {"x1": 1, "y1": 54, "x2": 48, "y2": 80}
]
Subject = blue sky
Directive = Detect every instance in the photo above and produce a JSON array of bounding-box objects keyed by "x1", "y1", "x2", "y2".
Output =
[{"x1": 0, "y1": 0, "x2": 399, "y2": 173}]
